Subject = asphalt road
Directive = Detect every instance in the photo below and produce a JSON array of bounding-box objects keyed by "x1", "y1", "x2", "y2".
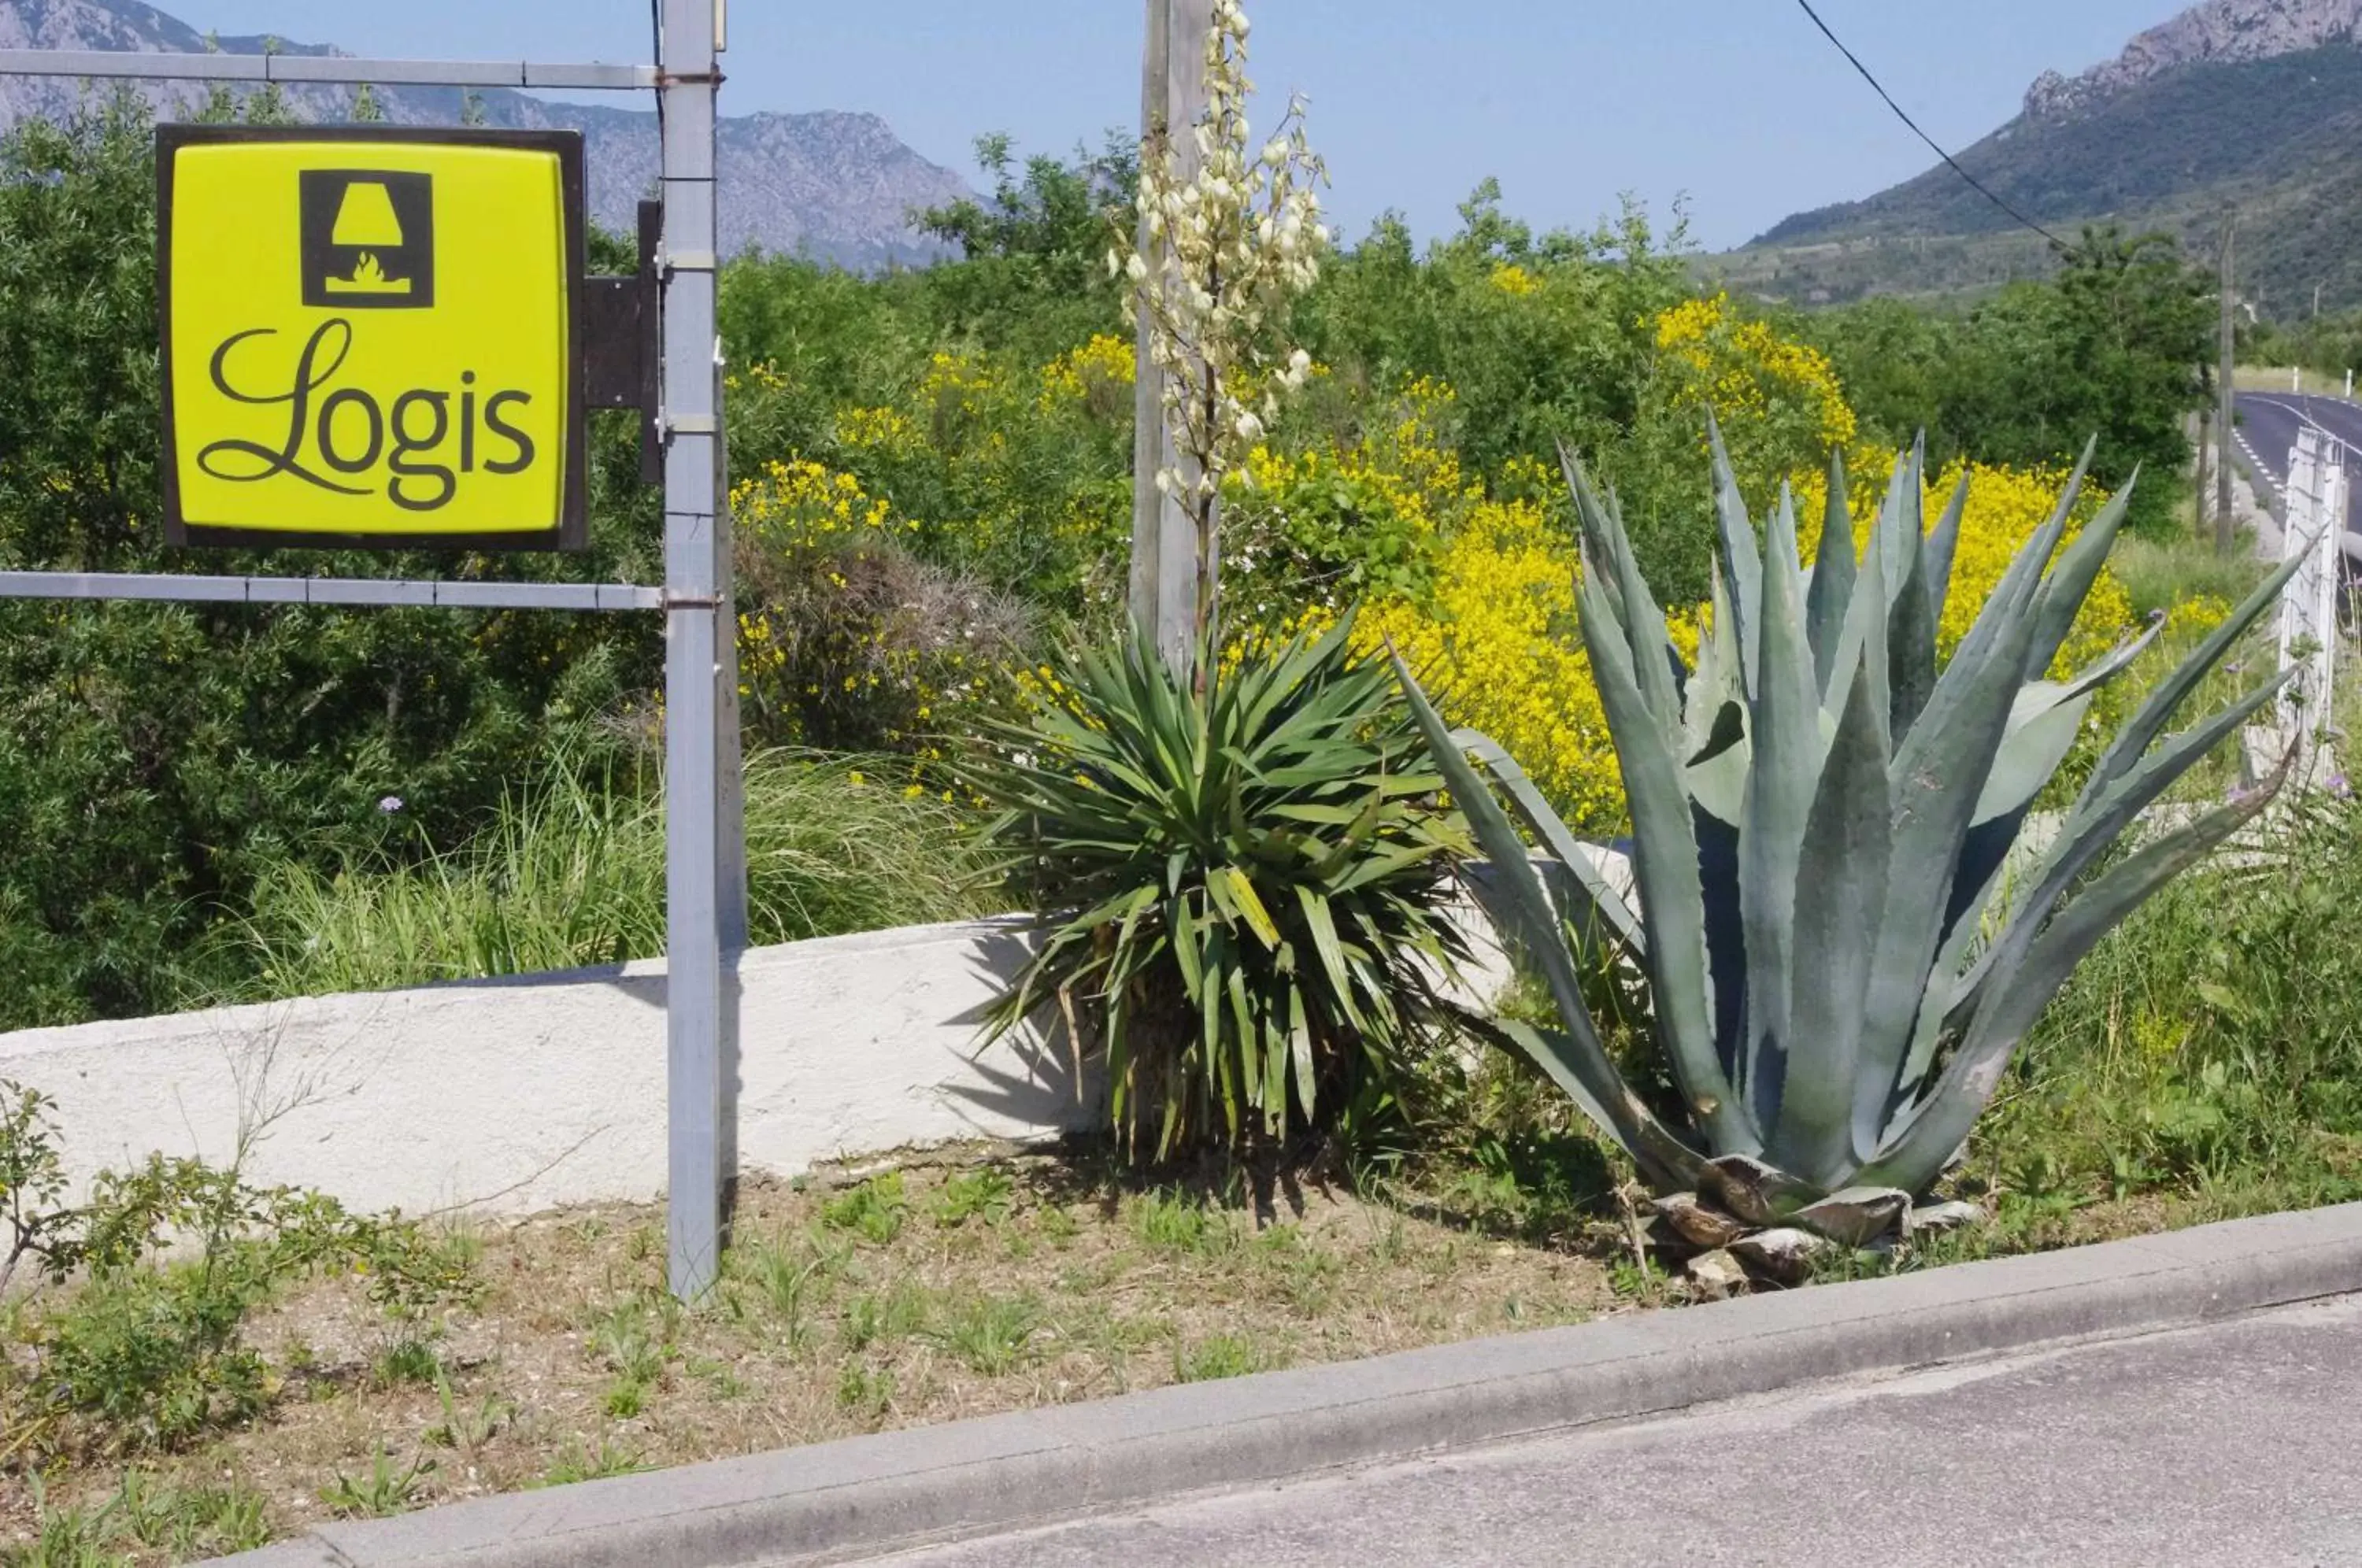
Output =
[
  {"x1": 2236, "y1": 390, "x2": 2362, "y2": 529},
  {"x1": 860, "y1": 1296, "x2": 2362, "y2": 1567}
]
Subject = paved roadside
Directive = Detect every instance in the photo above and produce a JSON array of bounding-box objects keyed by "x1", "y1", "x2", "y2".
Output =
[{"x1": 868, "y1": 1294, "x2": 2362, "y2": 1567}]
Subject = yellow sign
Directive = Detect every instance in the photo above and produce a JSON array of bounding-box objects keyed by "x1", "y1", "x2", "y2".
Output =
[{"x1": 159, "y1": 127, "x2": 588, "y2": 549}]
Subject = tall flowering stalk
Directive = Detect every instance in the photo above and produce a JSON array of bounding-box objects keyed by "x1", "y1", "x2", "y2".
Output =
[{"x1": 1119, "y1": 0, "x2": 1328, "y2": 654}]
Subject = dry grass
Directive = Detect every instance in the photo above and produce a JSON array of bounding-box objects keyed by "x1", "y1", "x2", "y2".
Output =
[
  {"x1": 2, "y1": 1156, "x2": 1622, "y2": 1562},
  {"x1": 2231, "y1": 365, "x2": 2355, "y2": 398}
]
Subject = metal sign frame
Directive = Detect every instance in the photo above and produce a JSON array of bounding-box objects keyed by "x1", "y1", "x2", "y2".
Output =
[
  {"x1": 155, "y1": 122, "x2": 596, "y2": 552},
  {"x1": 0, "y1": 0, "x2": 745, "y2": 1302}
]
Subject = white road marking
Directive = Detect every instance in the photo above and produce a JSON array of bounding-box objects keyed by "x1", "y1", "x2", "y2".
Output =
[{"x1": 2238, "y1": 429, "x2": 2285, "y2": 497}]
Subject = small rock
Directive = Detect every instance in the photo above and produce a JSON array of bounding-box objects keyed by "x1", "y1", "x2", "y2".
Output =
[
  {"x1": 1794, "y1": 1187, "x2": 1913, "y2": 1247},
  {"x1": 1686, "y1": 1248, "x2": 1749, "y2": 1297},
  {"x1": 1653, "y1": 1192, "x2": 1749, "y2": 1251},
  {"x1": 1730, "y1": 1226, "x2": 1830, "y2": 1285},
  {"x1": 1906, "y1": 1200, "x2": 1987, "y2": 1237}
]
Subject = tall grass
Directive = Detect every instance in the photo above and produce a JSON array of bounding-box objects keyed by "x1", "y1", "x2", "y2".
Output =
[
  {"x1": 1986, "y1": 792, "x2": 2362, "y2": 1217},
  {"x1": 2106, "y1": 531, "x2": 2267, "y2": 622},
  {"x1": 221, "y1": 753, "x2": 996, "y2": 999}
]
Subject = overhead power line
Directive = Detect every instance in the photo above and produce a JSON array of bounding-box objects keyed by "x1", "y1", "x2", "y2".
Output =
[{"x1": 1791, "y1": 0, "x2": 2068, "y2": 251}]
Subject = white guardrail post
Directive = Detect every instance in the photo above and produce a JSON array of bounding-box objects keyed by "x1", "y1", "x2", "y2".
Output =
[{"x1": 2275, "y1": 427, "x2": 2341, "y2": 775}]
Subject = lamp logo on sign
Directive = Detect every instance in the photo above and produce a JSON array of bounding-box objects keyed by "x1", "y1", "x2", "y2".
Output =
[
  {"x1": 300, "y1": 171, "x2": 436, "y2": 309},
  {"x1": 159, "y1": 127, "x2": 589, "y2": 550}
]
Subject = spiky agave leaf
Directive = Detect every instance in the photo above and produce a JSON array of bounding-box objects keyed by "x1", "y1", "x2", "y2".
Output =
[{"x1": 1391, "y1": 647, "x2": 1709, "y2": 1189}]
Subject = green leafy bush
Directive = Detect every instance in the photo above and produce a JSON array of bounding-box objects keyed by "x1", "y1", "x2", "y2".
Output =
[{"x1": 973, "y1": 622, "x2": 1473, "y2": 1161}]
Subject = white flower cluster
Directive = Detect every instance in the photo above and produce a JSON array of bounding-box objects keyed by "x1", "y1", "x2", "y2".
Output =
[{"x1": 1112, "y1": 0, "x2": 1328, "y2": 637}]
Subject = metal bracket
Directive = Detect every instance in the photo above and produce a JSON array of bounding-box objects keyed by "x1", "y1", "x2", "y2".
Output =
[
  {"x1": 583, "y1": 199, "x2": 666, "y2": 484},
  {"x1": 665, "y1": 414, "x2": 720, "y2": 437}
]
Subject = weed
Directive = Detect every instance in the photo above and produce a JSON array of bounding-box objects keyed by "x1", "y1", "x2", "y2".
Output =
[
  {"x1": 685, "y1": 1355, "x2": 747, "y2": 1400},
  {"x1": 1037, "y1": 1205, "x2": 1080, "y2": 1245},
  {"x1": 836, "y1": 1363, "x2": 894, "y2": 1420},
  {"x1": 1131, "y1": 1190, "x2": 1232, "y2": 1255},
  {"x1": 319, "y1": 1444, "x2": 435, "y2": 1519},
  {"x1": 933, "y1": 1169, "x2": 1014, "y2": 1228},
  {"x1": 921, "y1": 1294, "x2": 1043, "y2": 1375},
  {"x1": 424, "y1": 1373, "x2": 509, "y2": 1457},
  {"x1": 1254, "y1": 1227, "x2": 1342, "y2": 1311},
  {"x1": 11, "y1": 1501, "x2": 125, "y2": 1568},
  {"x1": 729, "y1": 1233, "x2": 837, "y2": 1351},
  {"x1": 603, "y1": 1379, "x2": 649, "y2": 1419},
  {"x1": 821, "y1": 1174, "x2": 909, "y2": 1245},
  {"x1": 1173, "y1": 1333, "x2": 1269, "y2": 1383},
  {"x1": 89, "y1": 1470, "x2": 272, "y2": 1558},
  {"x1": 839, "y1": 1283, "x2": 930, "y2": 1352},
  {"x1": 590, "y1": 1302, "x2": 667, "y2": 1386},
  {"x1": 230, "y1": 753, "x2": 995, "y2": 997},
  {"x1": 537, "y1": 1437, "x2": 649, "y2": 1487},
  {"x1": 1607, "y1": 1257, "x2": 1670, "y2": 1305},
  {"x1": 372, "y1": 1334, "x2": 442, "y2": 1389}
]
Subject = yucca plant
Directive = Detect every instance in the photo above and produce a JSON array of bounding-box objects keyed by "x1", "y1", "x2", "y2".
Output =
[
  {"x1": 1397, "y1": 435, "x2": 2301, "y2": 1245},
  {"x1": 975, "y1": 619, "x2": 1473, "y2": 1162}
]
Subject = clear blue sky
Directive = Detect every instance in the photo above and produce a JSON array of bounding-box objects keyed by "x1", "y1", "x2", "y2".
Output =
[{"x1": 182, "y1": 1, "x2": 2179, "y2": 251}]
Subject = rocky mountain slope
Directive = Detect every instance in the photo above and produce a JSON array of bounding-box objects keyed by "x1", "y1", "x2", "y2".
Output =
[
  {"x1": 0, "y1": 0, "x2": 971, "y2": 268},
  {"x1": 2026, "y1": 0, "x2": 2362, "y2": 116},
  {"x1": 1721, "y1": 0, "x2": 2362, "y2": 313}
]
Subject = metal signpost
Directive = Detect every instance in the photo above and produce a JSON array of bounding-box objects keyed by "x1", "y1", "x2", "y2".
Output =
[{"x1": 0, "y1": 1, "x2": 744, "y2": 1301}]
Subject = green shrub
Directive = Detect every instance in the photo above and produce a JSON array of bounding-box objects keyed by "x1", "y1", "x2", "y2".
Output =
[
  {"x1": 1, "y1": 1083, "x2": 475, "y2": 1459},
  {"x1": 972, "y1": 621, "x2": 1474, "y2": 1162}
]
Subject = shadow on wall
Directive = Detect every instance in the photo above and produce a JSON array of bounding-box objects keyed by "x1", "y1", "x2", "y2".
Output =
[{"x1": 942, "y1": 923, "x2": 1105, "y2": 1137}]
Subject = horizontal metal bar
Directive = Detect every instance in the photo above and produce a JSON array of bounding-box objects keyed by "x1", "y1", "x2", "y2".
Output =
[
  {"x1": 0, "y1": 50, "x2": 657, "y2": 91},
  {"x1": 0, "y1": 571, "x2": 663, "y2": 612}
]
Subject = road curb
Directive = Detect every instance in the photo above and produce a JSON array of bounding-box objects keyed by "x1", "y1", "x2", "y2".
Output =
[{"x1": 213, "y1": 1201, "x2": 2362, "y2": 1568}]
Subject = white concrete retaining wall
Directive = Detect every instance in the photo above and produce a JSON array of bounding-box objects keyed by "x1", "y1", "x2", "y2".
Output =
[
  {"x1": 0, "y1": 918, "x2": 1097, "y2": 1219},
  {"x1": 0, "y1": 903, "x2": 1517, "y2": 1220}
]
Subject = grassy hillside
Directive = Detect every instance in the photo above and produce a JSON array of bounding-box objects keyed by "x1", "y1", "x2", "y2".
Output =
[{"x1": 1724, "y1": 43, "x2": 2362, "y2": 313}]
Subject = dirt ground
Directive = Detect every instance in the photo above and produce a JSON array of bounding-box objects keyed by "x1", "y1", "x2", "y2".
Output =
[{"x1": 3, "y1": 1153, "x2": 1631, "y2": 1562}]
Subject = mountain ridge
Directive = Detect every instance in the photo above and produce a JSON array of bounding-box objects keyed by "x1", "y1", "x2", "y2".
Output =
[
  {"x1": 1725, "y1": 0, "x2": 2362, "y2": 313},
  {"x1": 0, "y1": 0, "x2": 972, "y2": 268}
]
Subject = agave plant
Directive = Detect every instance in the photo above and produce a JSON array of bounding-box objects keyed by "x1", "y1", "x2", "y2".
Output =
[
  {"x1": 1396, "y1": 436, "x2": 2301, "y2": 1245},
  {"x1": 975, "y1": 619, "x2": 1474, "y2": 1162}
]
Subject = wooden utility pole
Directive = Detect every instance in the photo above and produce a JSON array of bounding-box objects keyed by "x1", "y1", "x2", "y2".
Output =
[
  {"x1": 1131, "y1": 0, "x2": 1212, "y2": 668},
  {"x1": 2196, "y1": 404, "x2": 2211, "y2": 540},
  {"x1": 2219, "y1": 216, "x2": 2238, "y2": 557}
]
